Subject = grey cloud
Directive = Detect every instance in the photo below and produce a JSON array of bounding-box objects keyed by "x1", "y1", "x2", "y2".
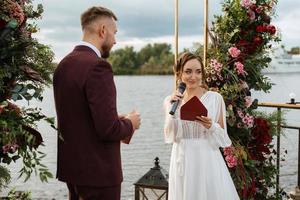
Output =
[{"x1": 35, "y1": 0, "x2": 223, "y2": 40}]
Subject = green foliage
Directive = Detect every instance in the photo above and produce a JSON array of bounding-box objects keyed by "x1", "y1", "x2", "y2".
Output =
[
  {"x1": 108, "y1": 43, "x2": 174, "y2": 75},
  {"x1": 108, "y1": 46, "x2": 138, "y2": 74},
  {"x1": 0, "y1": 166, "x2": 10, "y2": 190},
  {"x1": 5, "y1": 188, "x2": 31, "y2": 200},
  {"x1": 0, "y1": 0, "x2": 55, "y2": 192}
]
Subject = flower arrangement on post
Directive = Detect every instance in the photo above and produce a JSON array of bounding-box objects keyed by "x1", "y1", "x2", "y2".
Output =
[
  {"x1": 202, "y1": 0, "x2": 286, "y2": 199},
  {"x1": 0, "y1": 0, "x2": 55, "y2": 192}
]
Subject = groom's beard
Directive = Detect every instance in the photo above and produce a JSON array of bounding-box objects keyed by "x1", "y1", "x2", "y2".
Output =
[{"x1": 101, "y1": 43, "x2": 111, "y2": 59}]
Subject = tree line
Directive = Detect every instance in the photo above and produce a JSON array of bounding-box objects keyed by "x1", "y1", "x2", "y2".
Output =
[{"x1": 108, "y1": 43, "x2": 175, "y2": 75}]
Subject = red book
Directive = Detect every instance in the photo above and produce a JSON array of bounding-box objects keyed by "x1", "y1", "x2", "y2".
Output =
[{"x1": 180, "y1": 96, "x2": 207, "y2": 121}]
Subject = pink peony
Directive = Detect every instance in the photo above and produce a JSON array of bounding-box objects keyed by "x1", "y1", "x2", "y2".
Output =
[
  {"x1": 225, "y1": 155, "x2": 238, "y2": 168},
  {"x1": 228, "y1": 47, "x2": 241, "y2": 58},
  {"x1": 224, "y1": 146, "x2": 235, "y2": 156}
]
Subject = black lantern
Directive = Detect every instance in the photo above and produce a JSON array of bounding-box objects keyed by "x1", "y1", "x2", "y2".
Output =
[{"x1": 134, "y1": 157, "x2": 168, "y2": 200}]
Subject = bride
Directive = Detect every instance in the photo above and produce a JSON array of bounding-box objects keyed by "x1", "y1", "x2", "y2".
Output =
[{"x1": 163, "y1": 52, "x2": 240, "y2": 200}]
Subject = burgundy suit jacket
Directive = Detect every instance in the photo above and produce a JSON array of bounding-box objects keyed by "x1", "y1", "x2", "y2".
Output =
[{"x1": 53, "y1": 46, "x2": 133, "y2": 187}]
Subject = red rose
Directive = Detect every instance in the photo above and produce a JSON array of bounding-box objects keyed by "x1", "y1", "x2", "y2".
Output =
[
  {"x1": 255, "y1": 130, "x2": 272, "y2": 145},
  {"x1": 237, "y1": 39, "x2": 249, "y2": 47},
  {"x1": 256, "y1": 145, "x2": 271, "y2": 154},
  {"x1": 267, "y1": 25, "x2": 276, "y2": 35},
  {"x1": 249, "y1": 151, "x2": 265, "y2": 161},
  {"x1": 255, "y1": 7, "x2": 262, "y2": 13},
  {"x1": 0, "y1": 19, "x2": 7, "y2": 29},
  {"x1": 256, "y1": 25, "x2": 266, "y2": 33},
  {"x1": 240, "y1": 29, "x2": 247, "y2": 36},
  {"x1": 250, "y1": 4, "x2": 257, "y2": 11},
  {"x1": 0, "y1": 106, "x2": 4, "y2": 114},
  {"x1": 262, "y1": 14, "x2": 271, "y2": 24},
  {"x1": 253, "y1": 36, "x2": 263, "y2": 45},
  {"x1": 8, "y1": 102, "x2": 21, "y2": 116}
]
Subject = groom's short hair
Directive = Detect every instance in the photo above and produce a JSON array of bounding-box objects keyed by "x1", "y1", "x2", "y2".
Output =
[{"x1": 80, "y1": 6, "x2": 118, "y2": 30}]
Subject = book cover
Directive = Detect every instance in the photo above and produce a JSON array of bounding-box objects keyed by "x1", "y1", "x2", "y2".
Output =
[{"x1": 180, "y1": 96, "x2": 207, "y2": 121}]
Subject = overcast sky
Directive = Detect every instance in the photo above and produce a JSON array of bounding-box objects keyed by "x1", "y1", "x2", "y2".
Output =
[{"x1": 32, "y1": 0, "x2": 300, "y2": 61}]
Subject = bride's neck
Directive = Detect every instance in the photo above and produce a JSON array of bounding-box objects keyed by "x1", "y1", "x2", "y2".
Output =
[{"x1": 185, "y1": 87, "x2": 205, "y2": 98}]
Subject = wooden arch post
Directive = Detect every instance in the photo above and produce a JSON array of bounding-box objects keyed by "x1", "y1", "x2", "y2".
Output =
[{"x1": 174, "y1": 0, "x2": 209, "y2": 87}]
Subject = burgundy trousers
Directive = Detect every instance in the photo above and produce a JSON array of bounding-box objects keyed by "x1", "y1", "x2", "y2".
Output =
[{"x1": 67, "y1": 183, "x2": 121, "y2": 200}]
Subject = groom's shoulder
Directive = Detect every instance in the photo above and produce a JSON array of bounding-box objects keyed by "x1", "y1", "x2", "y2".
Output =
[{"x1": 95, "y1": 58, "x2": 113, "y2": 72}]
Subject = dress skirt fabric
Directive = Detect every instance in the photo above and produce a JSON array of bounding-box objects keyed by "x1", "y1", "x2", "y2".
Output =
[
  {"x1": 168, "y1": 139, "x2": 239, "y2": 200},
  {"x1": 164, "y1": 91, "x2": 240, "y2": 200}
]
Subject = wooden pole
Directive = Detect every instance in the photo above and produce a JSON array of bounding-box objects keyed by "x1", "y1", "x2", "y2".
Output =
[
  {"x1": 174, "y1": 0, "x2": 179, "y2": 89},
  {"x1": 203, "y1": 0, "x2": 208, "y2": 67},
  {"x1": 175, "y1": 0, "x2": 178, "y2": 64}
]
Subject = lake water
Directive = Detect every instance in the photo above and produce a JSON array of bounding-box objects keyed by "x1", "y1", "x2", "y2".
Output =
[{"x1": 2, "y1": 74, "x2": 300, "y2": 199}]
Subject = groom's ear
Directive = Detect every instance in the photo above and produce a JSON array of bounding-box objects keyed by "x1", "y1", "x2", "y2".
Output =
[{"x1": 98, "y1": 24, "x2": 106, "y2": 39}]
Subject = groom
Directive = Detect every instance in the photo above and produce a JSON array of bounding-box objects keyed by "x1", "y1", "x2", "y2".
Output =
[{"x1": 53, "y1": 6, "x2": 141, "y2": 200}]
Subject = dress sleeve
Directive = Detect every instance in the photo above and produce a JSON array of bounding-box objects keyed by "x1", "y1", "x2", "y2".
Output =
[
  {"x1": 207, "y1": 93, "x2": 232, "y2": 148},
  {"x1": 163, "y1": 96, "x2": 183, "y2": 143}
]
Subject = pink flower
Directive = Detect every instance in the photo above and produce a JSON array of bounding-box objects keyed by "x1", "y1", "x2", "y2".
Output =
[
  {"x1": 255, "y1": 7, "x2": 262, "y2": 13},
  {"x1": 4, "y1": 0, "x2": 25, "y2": 24},
  {"x1": 237, "y1": 122, "x2": 242, "y2": 128},
  {"x1": 2, "y1": 143, "x2": 19, "y2": 154},
  {"x1": 234, "y1": 62, "x2": 247, "y2": 76},
  {"x1": 10, "y1": 144, "x2": 19, "y2": 153},
  {"x1": 247, "y1": 10, "x2": 256, "y2": 21},
  {"x1": 242, "y1": 113, "x2": 254, "y2": 128},
  {"x1": 238, "y1": 111, "x2": 244, "y2": 118},
  {"x1": 246, "y1": 115, "x2": 254, "y2": 128},
  {"x1": 240, "y1": 0, "x2": 256, "y2": 8},
  {"x1": 225, "y1": 155, "x2": 238, "y2": 168},
  {"x1": 2, "y1": 145, "x2": 10, "y2": 154},
  {"x1": 224, "y1": 146, "x2": 235, "y2": 156},
  {"x1": 244, "y1": 96, "x2": 253, "y2": 108},
  {"x1": 239, "y1": 81, "x2": 249, "y2": 89},
  {"x1": 210, "y1": 59, "x2": 223, "y2": 72},
  {"x1": 228, "y1": 47, "x2": 241, "y2": 58}
]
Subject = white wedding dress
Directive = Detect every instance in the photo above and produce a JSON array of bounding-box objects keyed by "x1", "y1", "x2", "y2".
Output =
[{"x1": 164, "y1": 91, "x2": 240, "y2": 200}]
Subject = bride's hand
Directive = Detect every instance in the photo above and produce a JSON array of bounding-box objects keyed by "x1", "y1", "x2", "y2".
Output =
[
  {"x1": 170, "y1": 92, "x2": 184, "y2": 103},
  {"x1": 195, "y1": 116, "x2": 212, "y2": 129}
]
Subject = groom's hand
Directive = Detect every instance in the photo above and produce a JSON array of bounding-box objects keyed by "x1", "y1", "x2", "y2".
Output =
[
  {"x1": 126, "y1": 110, "x2": 141, "y2": 130},
  {"x1": 118, "y1": 114, "x2": 126, "y2": 119}
]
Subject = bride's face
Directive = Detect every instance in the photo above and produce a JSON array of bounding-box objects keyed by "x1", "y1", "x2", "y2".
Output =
[{"x1": 181, "y1": 59, "x2": 202, "y2": 89}]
